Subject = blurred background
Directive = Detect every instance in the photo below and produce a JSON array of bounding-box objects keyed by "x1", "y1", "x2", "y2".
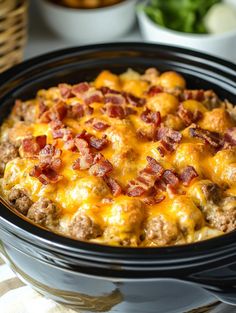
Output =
[{"x1": 0, "y1": 0, "x2": 236, "y2": 73}]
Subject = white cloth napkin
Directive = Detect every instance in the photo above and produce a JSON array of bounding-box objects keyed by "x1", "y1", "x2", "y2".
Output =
[{"x1": 0, "y1": 260, "x2": 78, "y2": 313}]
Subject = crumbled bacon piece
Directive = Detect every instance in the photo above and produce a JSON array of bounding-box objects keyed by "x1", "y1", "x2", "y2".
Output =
[
  {"x1": 126, "y1": 157, "x2": 164, "y2": 197},
  {"x1": 75, "y1": 137, "x2": 90, "y2": 153},
  {"x1": 99, "y1": 87, "x2": 120, "y2": 95},
  {"x1": 162, "y1": 170, "x2": 179, "y2": 187},
  {"x1": 84, "y1": 90, "x2": 103, "y2": 105},
  {"x1": 85, "y1": 118, "x2": 110, "y2": 131},
  {"x1": 40, "y1": 102, "x2": 67, "y2": 123},
  {"x1": 93, "y1": 121, "x2": 110, "y2": 131},
  {"x1": 30, "y1": 166, "x2": 62, "y2": 185},
  {"x1": 156, "y1": 126, "x2": 182, "y2": 155},
  {"x1": 105, "y1": 104, "x2": 125, "y2": 119},
  {"x1": 52, "y1": 103, "x2": 68, "y2": 121},
  {"x1": 71, "y1": 82, "x2": 90, "y2": 97},
  {"x1": 224, "y1": 128, "x2": 236, "y2": 146},
  {"x1": 38, "y1": 100, "x2": 48, "y2": 118},
  {"x1": 180, "y1": 166, "x2": 198, "y2": 186},
  {"x1": 73, "y1": 153, "x2": 94, "y2": 170},
  {"x1": 166, "y1": 184, "x2": 179, "y2": 198},
  {"x1": 105, "y1": 93, "x2": 125, "y2": 105},
  {"x1": 156, "y1": 126, "x2": 182, "y2": 143},
  {"x1": 146, "y1": 86, "x2": 163, "y2": 96},
  {"x1": 146, "y1": 156, "x2": 164, "y2": 175},
  {"x1": 67, "y1": 104, "x2": 85, "y2": 119},
  {"x1": 155, "y1": 179, "x2": 167, "y2": 192},
  {"x1": 51, "y1": 128, "x2": 64, "y2": 139},
  {"x1": 75, "y1": 131, "x2": 109, "y2": 151},
  {"x1": 157, "y1": 146, "x2": 165, "y2": 157},
  {"x1": 180, "y1": 89, "x2": 205, "y2": 101},
  {"x1": 30, "y1": 144, "x2": 63, "y2": 185},
  {"x1": 39, "y1": 144, "x2": 62, "y2": 168},
  {"x1": 58, "y1": 83, "x2": 72, "y2": 99},
  {"x1": 89, "y1": 135, "x2": 109, "y2": 151},
  {"x1": 22, "y1": 135, "x2": 47, "y2": 156},
  {"x1": 103, "y1": 176, "x2": 122, "y2": 196},
  {"x1": 89, "y1": 155, "x2": 113, "y2": 177},
  {"x1": 126, "y1": 182, "x2": 146, "y2": 197},
  {"x1": 177, "y1": 104, "x2": 202, "y2": 126},
  {"x1": 189, "y1": 127, "x2": 223, "y2": 148},
  {"x1": 140, "y1": 109, "x2": 161, "y2": 126},
  {"x1": 125, "y1": 107, "x2": 137, "y2": 115},
  {"x1": 180, "y1": 89, "x2": 220, "y2": 108},
  {"x1": 124, "y1": 93, "x2": 146, "y2": 107},
  {"x1": 50, "y1": 119, "x2": 64, "y2": 130},
  {"x1": 73, "y1": 133, "x2": 110, "y2": 170}
]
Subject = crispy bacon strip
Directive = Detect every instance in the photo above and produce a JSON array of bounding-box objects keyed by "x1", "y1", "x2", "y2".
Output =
[
  {"x1": 72, "y1": 153, "x2": 94, "y2": 170},
  {"x1": 86, "y1": 118, "x2": 110, "y2": 131},
  {"x1": 58, "y1": 83, "x2": 72, "y2": 99},
  {"x1": 126, "y1": 157, "x2": 164, "y2": 197},
  {"x1": 75, "y1": 130, "x2": 109, "y2": 151},
  {"x1": 99, "y1": 86, "x2": 121, "y2": 95},
  {"x1": 140, "y1": 109, "x2": 161, "y2": 126},
  {"x1": 146, "y1": 85, "x2": 163, "y2": 96},
  {"x1": 162, "y1": 170, "x2": 179, "y2": 187},
  {"x1": 180, "y1": 89, "x2": 205, "y2": 101},
  {"x1": 180, "y1": 89, "x2": 219, "y2": 107},
  {"x1": 189, "y1": 126, "x2": 223, "y2": 148},
  {"x1": 177, "y1": 104, "x2": 203, "y2": 126},
  {"x1": 38, "y1": 144, "x2": 62, "y2": 170},
  {"x1": 40, "y1": 102, "x2": 67, "y2": 123},
  {"x1": 105, "y1": 104, "x2": 125, "y2": 119},
  {"x1": 22, "y1": 135, "x2": 47, "y2": 156},
  {"x1": 83, "y1": 90, "x2": 103, "y2": 105},
  {"x1": 180, "y1": 166, "x2": 198, "y2": 186},
  {"x1": 105, "y1": 93, "x2": 125, "y2": 105},
  {"x1": 103, "y1": 176, "x2": 122, "y2": 196},
  {"x1": 156, "y1": 126, "x2": 182, "y2": 155},
  {"x1": 71, "y1": 82, "x2": 90, "y2": 97},
  {"x1": 31, "y1": 166, "x2": 62, "y2": 185},
  {"x1": 89, "y1": 135, "x2": 109, "y2": 151},
  {"x1": 93, "y1": 121, "x2": 110, "y2": 131},
  {"x1": 156, "y1": 126, "x2": 182, "y2": 143},
  {"x1": 89, "y1": 154, "x2": 113, "y2": 177},
  {"x1": 38, "y1": 100, "x2": 48, "y2": 118},
  {"x1": 124, "y1": 93, "x2": 146, "y2": 107},
  {"x1": 224, "y1": 128, "x2": 236, "y2": 146},
  {"x1": 30, "y1": 144, "x2": 63, "y2": 185}
]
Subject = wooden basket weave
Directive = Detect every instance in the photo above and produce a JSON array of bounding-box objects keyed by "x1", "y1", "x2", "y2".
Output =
[{"x1": 0, "y1": 0, "x2": 28, "y2": 73}]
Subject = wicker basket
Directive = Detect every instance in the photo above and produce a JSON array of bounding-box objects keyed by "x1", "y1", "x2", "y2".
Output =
[{"x1": 0, "y1": 0, "x2": 28, "y2": 73}]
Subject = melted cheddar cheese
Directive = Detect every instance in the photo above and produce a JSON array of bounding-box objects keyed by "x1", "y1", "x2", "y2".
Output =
[{"x1": 0, "y1": 68, "x2": 236, "y2": 247}]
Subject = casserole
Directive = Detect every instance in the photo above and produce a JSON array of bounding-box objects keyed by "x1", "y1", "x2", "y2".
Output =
[
  {"x1": 0, "y1": 43, "x2": 236, "y2": 312},
  {"x1": 1, "y1": 65, "x2": 236, "y2": 247}
]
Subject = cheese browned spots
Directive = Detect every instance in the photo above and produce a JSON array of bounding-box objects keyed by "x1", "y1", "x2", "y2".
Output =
[{"x1": 0, "y1": 68, "x2": 236, "y2": 247}]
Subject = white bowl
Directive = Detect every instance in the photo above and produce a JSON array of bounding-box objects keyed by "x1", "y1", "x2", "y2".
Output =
[
  {"x1": 38, "y1": 0, "x2": 137, "y2": 44},
  {"x1": 137, "y1": 1, "x2": 236, "y2": 62}
]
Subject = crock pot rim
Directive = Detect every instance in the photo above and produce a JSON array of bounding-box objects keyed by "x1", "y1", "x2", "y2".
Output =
[{"x1": 0, "y1": 42, "x2": 235, "y2": 263}]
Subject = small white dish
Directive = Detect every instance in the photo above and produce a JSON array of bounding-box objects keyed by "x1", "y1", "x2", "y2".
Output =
[
  {"x1": 38, "y1": 0, "x2": 137, "y2": 44},
  {"x1": 137, "y1": 1, "x2": 236, "y2": 62}
]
